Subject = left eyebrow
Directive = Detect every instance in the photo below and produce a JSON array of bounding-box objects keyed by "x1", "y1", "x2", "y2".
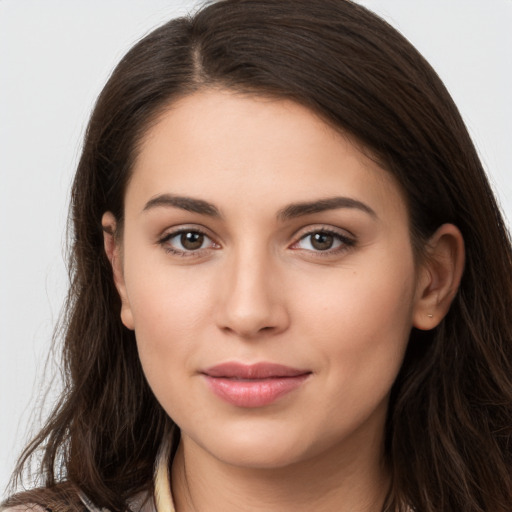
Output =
[{"x1": 277, "y1": 196, "x2": 377, "y2": 221}]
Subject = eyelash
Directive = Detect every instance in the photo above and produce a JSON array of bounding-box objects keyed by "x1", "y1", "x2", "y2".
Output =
[
  {"x1": 158, "y1": 228, "x2": 218, "y2": 258},
  {"x1": 291, "y1": 228, "x2": 356, "y2": 256},
  {"x1": 157, "y1": 226, "x2": 356, "y2": 258}
]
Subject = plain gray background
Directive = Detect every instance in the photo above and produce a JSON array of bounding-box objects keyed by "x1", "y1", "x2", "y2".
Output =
[{"x1": 1, "y1": 0, "x2": 511, "y2": 497}]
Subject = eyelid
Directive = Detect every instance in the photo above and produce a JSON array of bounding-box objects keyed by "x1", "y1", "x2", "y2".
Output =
[
  {"x1": 293, "y1": 223, "x2": 355, "y2": 239},
  {"x1": 289, "y1": 225, "x2": 356, "y2": 254},
  {"x1": 158, "y1": 225, "x2": 220, "y2": 257},
  {"x1": 158, "y1": 223, "x2": 217, "y2": 240},
  {"x1": 156, "y1": 223, "x2": 355, "y2": 258}
]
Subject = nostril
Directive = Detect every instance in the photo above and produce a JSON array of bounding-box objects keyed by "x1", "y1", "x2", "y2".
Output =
[{"x1": 215, "y1": 270, "x2": 290, "y2": 337}]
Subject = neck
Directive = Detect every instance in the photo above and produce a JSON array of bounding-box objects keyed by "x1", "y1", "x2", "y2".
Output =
[{"x1": 170, "y1": 428, "x2": 390, "y2": 512}]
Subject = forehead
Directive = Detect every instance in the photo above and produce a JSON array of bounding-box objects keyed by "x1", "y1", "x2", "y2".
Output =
[{"x1": 127, "y1": 89, "x2": 406, "y2": 222}]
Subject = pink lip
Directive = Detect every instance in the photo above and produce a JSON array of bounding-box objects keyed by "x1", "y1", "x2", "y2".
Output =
[{"x1": 201, "y1": 362, "x2": 311, "y2": 408}]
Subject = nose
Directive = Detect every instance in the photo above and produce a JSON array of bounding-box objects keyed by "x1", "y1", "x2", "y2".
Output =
[{"x1": 215, "y1": 249, "x2": 290, "y2": 339}]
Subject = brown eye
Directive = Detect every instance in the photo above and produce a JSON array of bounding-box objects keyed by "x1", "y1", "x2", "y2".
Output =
[
  {"x1": 310, "y1": 232, "x2": 334, "y2": 251},
  {"x1": 180, "y1": 231, "x2": 204, "y2": 250},
  {"x1": 161, "y1": 229, "x2": 216, "y2": 255},
  {"x1": 293, "y1": 229, "x2": 353, "y2": 254}
]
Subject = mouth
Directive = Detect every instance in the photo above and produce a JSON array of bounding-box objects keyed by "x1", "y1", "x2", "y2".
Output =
[{"x1": 201, "y1": 362, "x2": 312, "y2": 408}]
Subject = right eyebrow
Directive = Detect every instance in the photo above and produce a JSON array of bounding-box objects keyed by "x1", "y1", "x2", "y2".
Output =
[{"x1": 142, "y1": 194, "x2": 221, "y2": 217}]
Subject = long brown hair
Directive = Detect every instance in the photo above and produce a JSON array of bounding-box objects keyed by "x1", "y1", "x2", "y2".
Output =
[{"x1": 5, "y1": 1, "x2": 512, "y2": 511}]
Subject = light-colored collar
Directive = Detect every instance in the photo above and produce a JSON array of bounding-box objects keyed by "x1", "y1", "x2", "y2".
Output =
[{"x1": 154, "y1": 436, "x2": 175, "y2": 512}]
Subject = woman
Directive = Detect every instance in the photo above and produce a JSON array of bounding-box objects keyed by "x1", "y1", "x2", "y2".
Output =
[{"x1": 3, "y1": 0, "x2": 512, "y2": 511}]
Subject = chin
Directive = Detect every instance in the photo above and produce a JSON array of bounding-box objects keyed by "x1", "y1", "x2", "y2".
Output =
[
  {"x1": 211, "y1": 441, "x2": 309, "y2": 470},
  {"x1": 184, "y1": 419, "x2": 340, "y2": 471}
]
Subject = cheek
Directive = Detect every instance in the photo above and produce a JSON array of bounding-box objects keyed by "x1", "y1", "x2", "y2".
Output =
[
  {"x1": 295, "y1": 254, "x2": 416, "y2": 383},
  {"x1": 289, "y1": 266, "x2": 416, "y2": 443},
  {"x1": 123, "y1": 257, "x2": 217, "y2": 375}
]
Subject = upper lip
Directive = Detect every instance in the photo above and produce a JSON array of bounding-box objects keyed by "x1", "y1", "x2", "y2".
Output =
[{"x1": 202, "y1": 362, "x2": 311, "y2": 379}]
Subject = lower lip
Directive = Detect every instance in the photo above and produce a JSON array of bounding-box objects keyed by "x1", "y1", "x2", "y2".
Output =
[{"x1": 203, "y1": 375, "x2": 310, "y2": 408}]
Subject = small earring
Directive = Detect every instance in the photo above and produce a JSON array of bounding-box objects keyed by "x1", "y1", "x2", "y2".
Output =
[{"x1": 427, "y1": 314, "x2": 433, "y2": 318}]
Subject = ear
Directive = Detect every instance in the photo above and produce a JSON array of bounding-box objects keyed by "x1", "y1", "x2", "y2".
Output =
[
  {"x1": 102, "y1": 212, "x2": 134, "y2": 330},
  {"x1": 413, "y1": 223, "x2": 465, "y2": 330}
]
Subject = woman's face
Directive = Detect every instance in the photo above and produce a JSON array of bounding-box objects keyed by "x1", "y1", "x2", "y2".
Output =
[{"x1": 111, "y1": 90, "x2": 426, "y2": 469}]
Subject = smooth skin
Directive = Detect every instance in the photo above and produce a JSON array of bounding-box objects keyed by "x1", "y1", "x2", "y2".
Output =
[{"x1": 103, "y1": 90, "x2": 464, "y2": 512}]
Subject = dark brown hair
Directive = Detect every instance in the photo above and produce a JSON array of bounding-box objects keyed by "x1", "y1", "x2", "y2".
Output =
[{"x1": 5, "y1": 1, "x2": 512, "y2": 511}]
